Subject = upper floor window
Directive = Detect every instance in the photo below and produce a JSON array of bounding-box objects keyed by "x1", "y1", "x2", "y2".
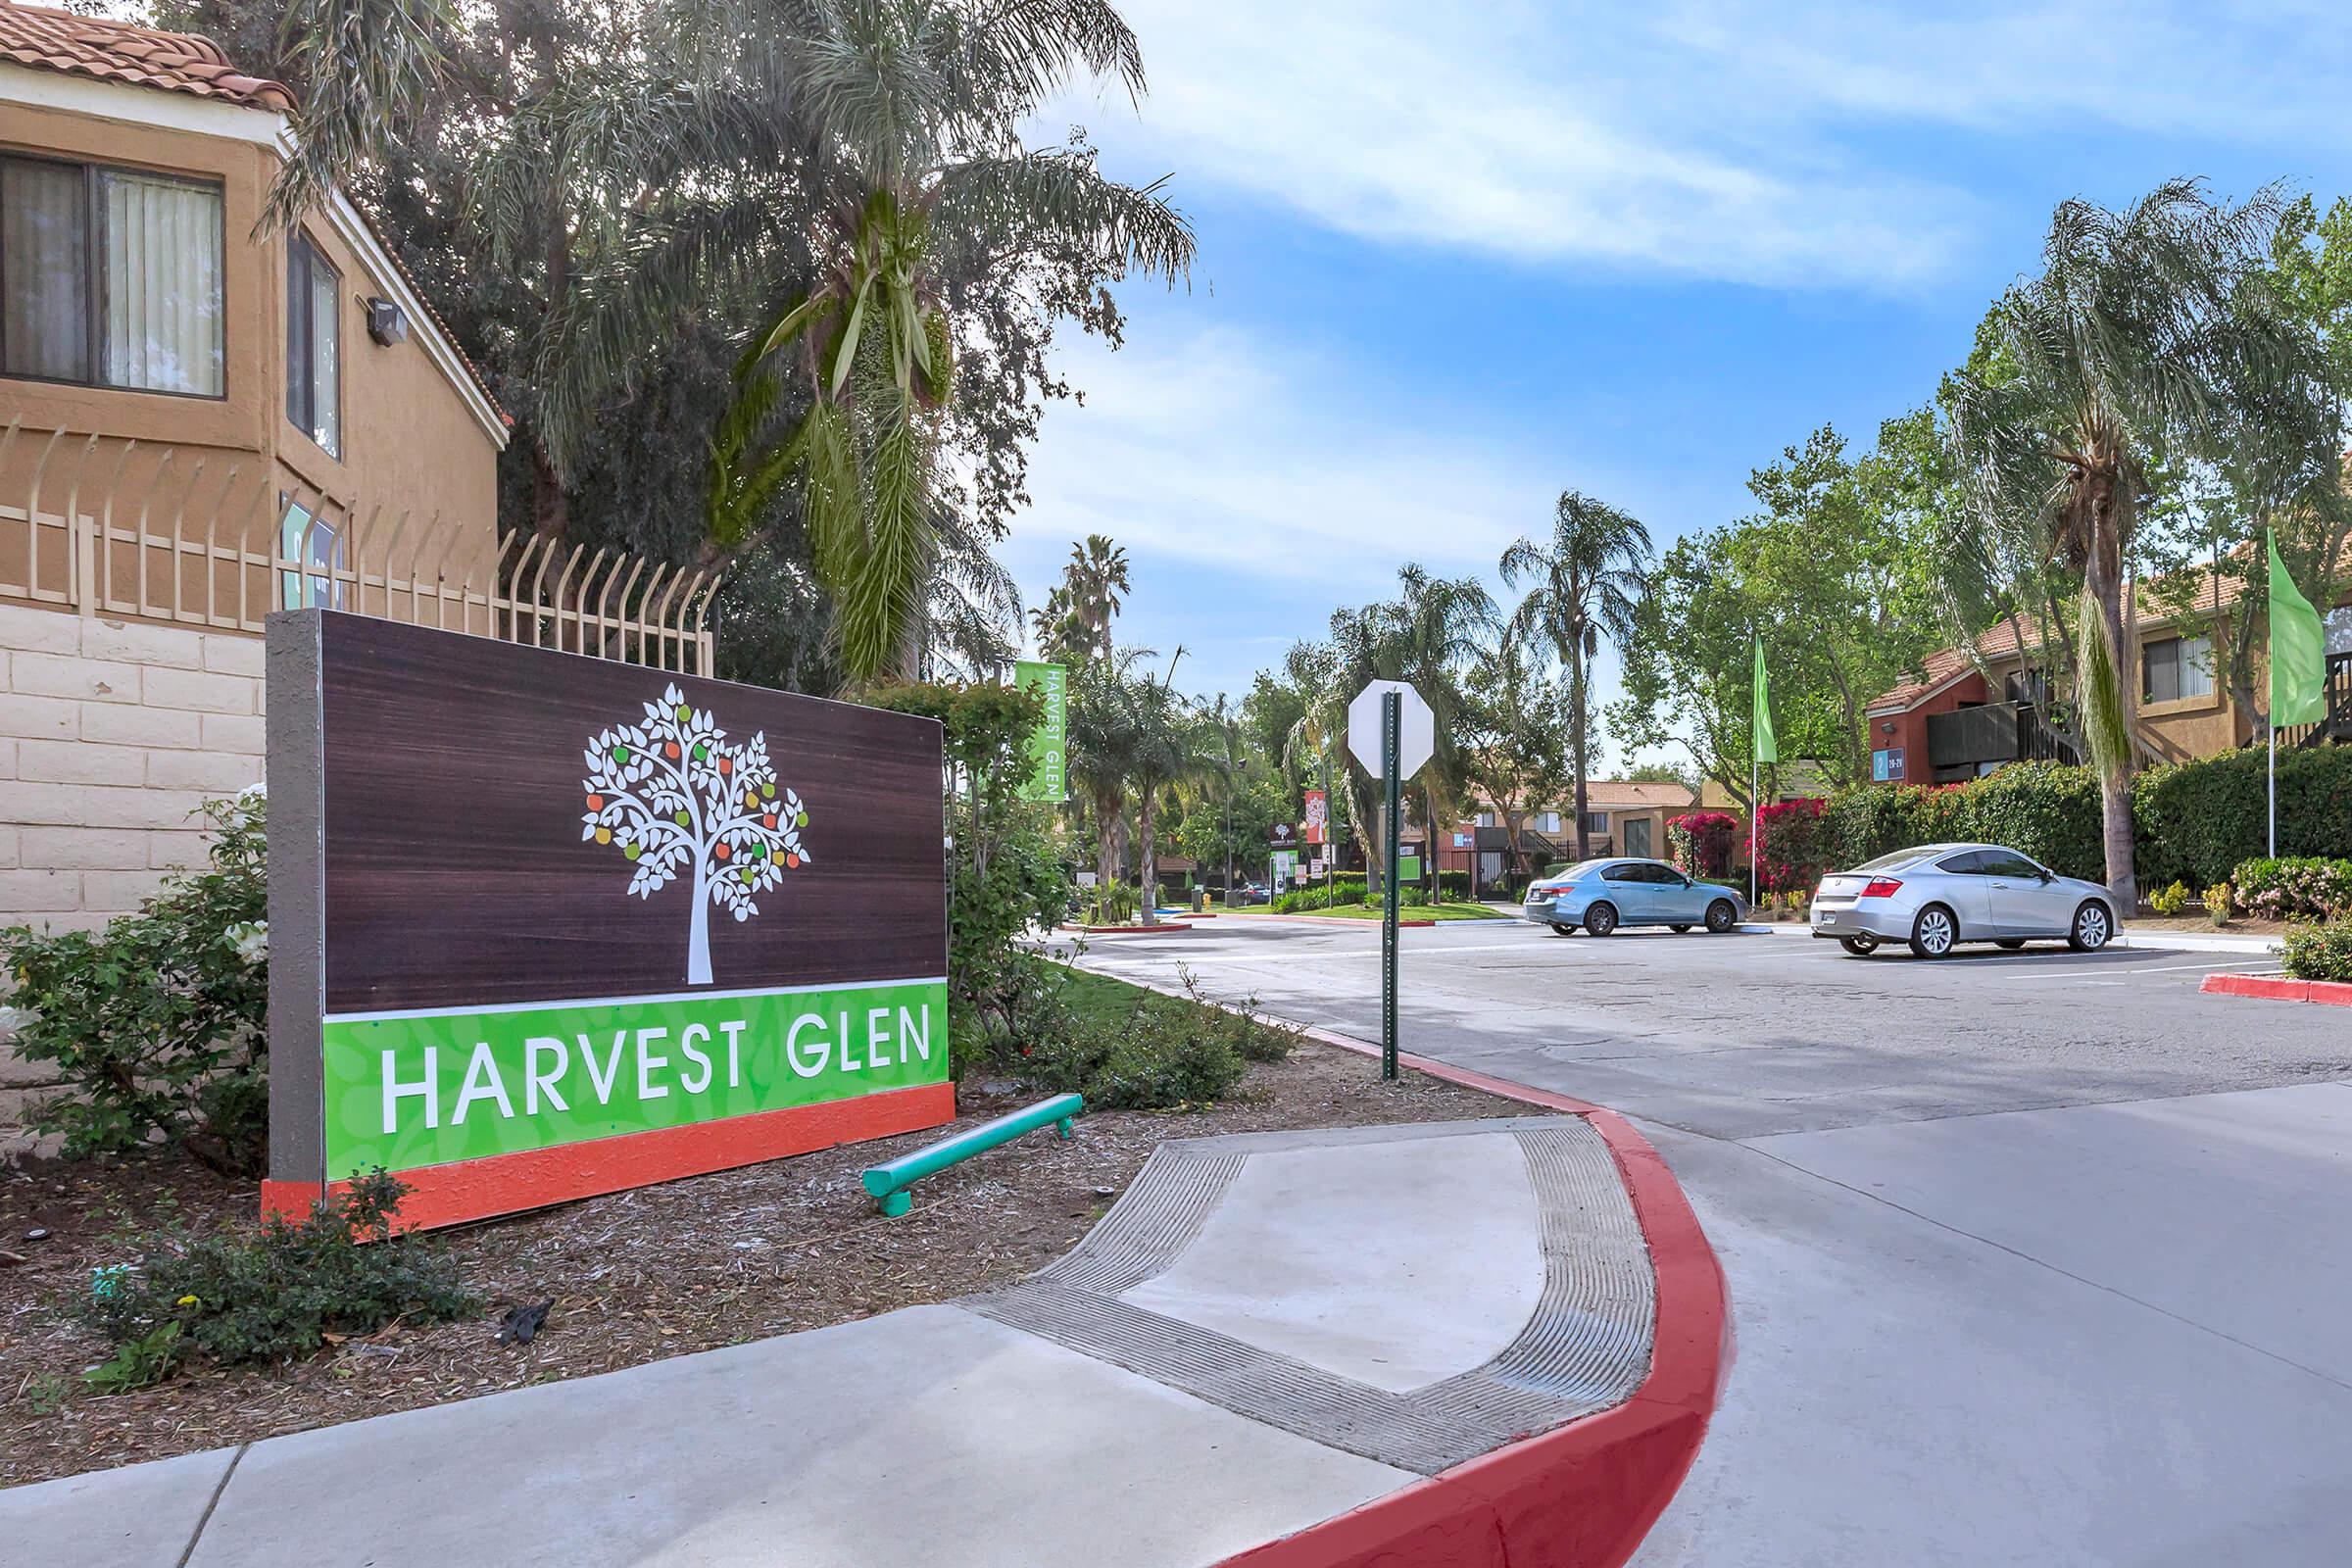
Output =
[
  {"x1": 286, "y1": 233, "x2": 341, "y2": 457},
  {"x1": 0, "y1": 156, "x2": 224, "y2": 396},
  {"x1": 2142, "y1": 633, "x2": 2214, "y2": 704}
]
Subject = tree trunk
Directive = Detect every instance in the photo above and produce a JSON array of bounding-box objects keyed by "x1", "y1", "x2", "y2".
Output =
[
  {"x1": 1139, "y1": 792, "x2": 1158, "y2": 926},
  {"x1": 2082, "y1": 540, "x2": 2139, "y2": 906},
  {"x1": 1569, "y1": 648, "x2": 1591, "y2": 858},
  {"x1": 1095, "y1": 789, "x2": 1119, "y2": 896},
  {"x1": 686, "y1": 866, "x2": 713, "y2": 986}
]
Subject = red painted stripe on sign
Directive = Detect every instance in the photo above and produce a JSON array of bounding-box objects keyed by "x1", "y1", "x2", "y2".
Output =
[
  {"x1": 261, "y1": 1081, "x2": 956, "y2": 1231},
  {"x1": 2199, "y1": 971, "x2": 2352, "y2": 1006}
]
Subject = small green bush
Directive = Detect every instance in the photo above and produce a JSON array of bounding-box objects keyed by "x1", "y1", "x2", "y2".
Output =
[
  {"x1": 2229, "y1": 858, "x2": 2352, "y2": 921},
  {"x1": 83, "y1": 1172, "x2": 478, "y2": 1390},
  {"x1": 2281, "y1": 920, "x2": 2352, "y2": 984},
  {"x1": 2205, "y1": 883, "x2": 2234, "y2": 926},
  {"x1": 3, "y1": 791, "x2": 268, "y2": 1174},
  {"x1": 1020, "y1": 969, "x2": 1290, "y2": 1108},
  {"x1": 2146, "y1": 880, "x2": 2192, "y2": 916},
  {"x1": 1274, "y1": 884, "x2": 1365, "y2": 913}
]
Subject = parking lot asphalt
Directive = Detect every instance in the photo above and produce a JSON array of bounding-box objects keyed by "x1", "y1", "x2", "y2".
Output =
[{"x1": 1061, "y1": 915, "x2": 2352, "y2": 1565}]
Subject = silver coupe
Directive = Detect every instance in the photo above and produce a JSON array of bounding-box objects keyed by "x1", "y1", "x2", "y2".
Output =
[{"x1": 1810, "y1": 843, "x2": 2121, "y2": 958}]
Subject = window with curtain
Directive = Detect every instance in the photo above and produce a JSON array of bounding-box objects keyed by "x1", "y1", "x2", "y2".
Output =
[
  {"x1": 2141, "y1": 634, "x2": 2215, "y2": 703},
  {"x1": 286, "y1": 234, "x2": 341, "y2": 457},
  {"x1": 0, "y1": 156, "x2": 221, "y2": 394}
]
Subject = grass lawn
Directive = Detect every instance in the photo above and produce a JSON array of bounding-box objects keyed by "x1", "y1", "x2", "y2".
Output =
[{"x1": 1056, "y1": 965, "x2": 1188, "y2": 1028}]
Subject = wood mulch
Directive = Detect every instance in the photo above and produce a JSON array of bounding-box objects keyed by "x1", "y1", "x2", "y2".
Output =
[{"x1": 0, "y1": 1042, "x2": 1524, "y2": 1489}]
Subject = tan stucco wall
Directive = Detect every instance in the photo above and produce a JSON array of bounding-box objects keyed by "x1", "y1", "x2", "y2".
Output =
[{"x1": 0, "y1": 90, "x2": 498, "y2": 579}]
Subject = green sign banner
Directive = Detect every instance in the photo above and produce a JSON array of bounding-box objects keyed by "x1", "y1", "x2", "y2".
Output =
[
  {"x1": 323, "y1": 978, "x2": 948, "y2": 1179},
  {"x1": 1014, "y1": 660, "x2": 1067, "y2": 802}
]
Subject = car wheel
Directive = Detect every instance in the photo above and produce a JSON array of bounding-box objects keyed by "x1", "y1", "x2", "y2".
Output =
[
  {"x1": 1547, "y1": 922, "x2": 1574, "y2": 937},
  {"x1": 1585, "y1": 902, "x2": 1619, "y2": 938},
  {"x1": 1839, "y1": 936, "x2": 1879, "y2": 956},
  {"x1": 1908, "y1": 904, "x2": 1957, "y2": 959},
  {"x1": 1669, "y1": 923, "x2": 1691, "y2": 933},
  {"x1": 1705, "y1": 899, "x2": 1739, "y2": 934},
  {"x1": 2069, "y1": 901, "x2": 2114, "y2": 952},
  {"x1": 1995, "y1": 938, "x2": 2028, "y2": 951}
]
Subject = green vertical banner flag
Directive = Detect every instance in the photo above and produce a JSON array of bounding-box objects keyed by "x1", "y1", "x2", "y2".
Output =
[
  {"x1": 1751, "y1": 636, "x2": 1778, "y2": 764},
  {"x1": 2269, "y1": 532, "x2": 2326, "y2": 727},
  {"x1": 1014, "y1": 661, "x2": 1068, "y2": 802}
]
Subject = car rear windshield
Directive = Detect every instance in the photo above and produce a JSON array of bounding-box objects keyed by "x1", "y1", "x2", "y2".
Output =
[
  {"x1": 1852, "y1": 848, "x2": 1931, "y2": 872},
  {"x1": 1553, "y1": 859, "x2": 1608, "y2": 880}
]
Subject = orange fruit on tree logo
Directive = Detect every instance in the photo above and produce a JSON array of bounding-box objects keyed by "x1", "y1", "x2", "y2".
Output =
[
  {"x1": 716, "y1": 842, "x2": 732, "y2": 859},
  {"x1": 786, "y1": 853, "x2": 800, "y2": 869},
  {"x1": 719, "y1": 757, "x2": 732, "y2": 774},
  {"x1": 586, "y1": 794, "x2": 603, "y2": 811},
  {"x1": 762, "y1": 813, "x2": 777, "y2": 828},
  {"x1": 664, "y1": 742, "x2": 681, "y2": 760}
]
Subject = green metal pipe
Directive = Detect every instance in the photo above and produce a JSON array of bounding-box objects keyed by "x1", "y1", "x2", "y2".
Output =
[{"x1": 861, "y1": 1093, "x2": 1084, "y2": 1214}]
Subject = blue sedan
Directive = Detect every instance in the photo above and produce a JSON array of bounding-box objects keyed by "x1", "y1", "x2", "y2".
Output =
[{"x1": 1521, "y1": 858, "x2": 1748, "y2": 938}]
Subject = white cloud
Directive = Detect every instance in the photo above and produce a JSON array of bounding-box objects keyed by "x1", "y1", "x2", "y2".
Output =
[
  {"x1": 1011, "y1": 325, "x2": 1543, "y2": 590},
  {"x1": 1052, "y1": 0, "x2": 2350, "y2": 290}
]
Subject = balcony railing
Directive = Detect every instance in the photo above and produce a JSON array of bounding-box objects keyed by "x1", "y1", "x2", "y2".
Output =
[
  {"x1": 2276, "y1": 652, "x2": 2352, "y2": 749},
  {"x1": 1926, "y1": 700, "x2": 2082, "y2": 774},
  {"x1": 0, "y1": 420, "x2": 718, "y2": 674}
]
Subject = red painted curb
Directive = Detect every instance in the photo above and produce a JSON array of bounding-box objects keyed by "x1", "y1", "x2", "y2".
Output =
[
  {"x1": 263, "y1": 1081, "x2": 957, "y2": 1231},
  {"x1": 1210, "y1": 1021, "x2": 1730, "y2": 1568},
  {"x1": 2199, "y1": 971, "x2": 2352, "y2": 1007}
]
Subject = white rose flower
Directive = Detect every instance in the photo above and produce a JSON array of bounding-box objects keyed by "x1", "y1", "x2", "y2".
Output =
[
  {"x1": 224, "y1": 922, "x2": 269, "y2": 965},
  {"x1": 0, "y1": 1004, "x2": 37, "y2": 1042}
]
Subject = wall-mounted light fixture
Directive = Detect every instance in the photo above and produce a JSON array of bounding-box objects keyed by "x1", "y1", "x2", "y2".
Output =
[{"x1": 367, "y1": 298, "x2": 410, "y2": 347}]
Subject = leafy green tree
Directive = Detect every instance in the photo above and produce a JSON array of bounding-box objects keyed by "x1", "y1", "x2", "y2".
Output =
[
  {"x1": 1946, "y1": 181, "x2": 2338, "y2": 901},
  {"x1": 1458, "y1": 638, "x2": 1569, "y2": 886},
  {"x1": 1611, "y1": 423, "x2": 1947, "y2": 800},
  {"x1": 1502, "y1": 492, "x2": 1651, "y2": 858}
]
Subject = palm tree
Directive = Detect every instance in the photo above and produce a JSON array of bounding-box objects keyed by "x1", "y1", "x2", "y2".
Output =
[
  {"x1": 1377, "y1": 566, "x2": 1495, "y2": 886},
  {"x1": 1066, "y1": 650, "x2": 1146, "y2": 899},
  {"x1": 1125, "y1": 662, "x2": 1196, "y2": 926},
  {"x1": 1060, "y1": 534, "x2": 1131, "y2": 660},
  {"x1": 693, "y1": 6, "x2": 1193, "y2": 683},
  {"x1": 1502, "y1": 492, "x2": 1653, "y2": 859},
  {"x1": 1946, "y1": 181, "x2": 2334, "y2": 903}
]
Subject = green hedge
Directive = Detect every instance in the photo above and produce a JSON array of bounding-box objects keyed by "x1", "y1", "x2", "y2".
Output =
[
  {"x1": 2132, "y1": 745, "x2": 2352, "y2": 888},
  {"x1": 1818, "y1": 761, "x2": 2100, "y2": 880},
  {"x1": 1813, "y1": 747, "x2": 2352, "y2": 891}
]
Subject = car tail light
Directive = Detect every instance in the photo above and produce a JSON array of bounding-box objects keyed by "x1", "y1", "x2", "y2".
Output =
[{"x1": 1860, "y1": 878, "x2": 1903, "y2": 899}]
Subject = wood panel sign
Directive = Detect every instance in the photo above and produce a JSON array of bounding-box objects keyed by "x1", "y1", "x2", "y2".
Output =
[{"x1": 262, "y1": 612, "x2": 952, "y2": 1230}]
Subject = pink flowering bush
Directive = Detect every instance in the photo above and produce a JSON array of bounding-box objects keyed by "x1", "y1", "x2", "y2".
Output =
[
  {"x1": 2229, "y1": 858, "x2": 2352, "y2": 921},
  {"x1": 1667, "y1": 811, "x2": 1739, "y2": 877}
]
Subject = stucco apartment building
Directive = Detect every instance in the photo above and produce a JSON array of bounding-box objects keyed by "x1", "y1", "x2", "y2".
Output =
[
  {"x1": 1441, "y1": 780, "x2": 1697, "y2": 887},
  {"x1": 0, "y1": 3, "x2": 509, "y2": 930},
  {"x1": 1864, "y1": 588, "x2": 2352, "y2": 787}
]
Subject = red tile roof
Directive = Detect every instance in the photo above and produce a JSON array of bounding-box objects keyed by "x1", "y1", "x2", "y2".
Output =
[
  {"x1": 1579, "y1": 781, "x2": 1696, "y2": 809},
  {"x1": 0, "y1": 3, "x2": 294, "y2": 112}
]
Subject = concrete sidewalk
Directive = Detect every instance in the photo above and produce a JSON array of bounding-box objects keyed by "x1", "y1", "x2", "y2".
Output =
[{"x1": 5, "y1": 1117, "x2": 1702, "y2": 1568}]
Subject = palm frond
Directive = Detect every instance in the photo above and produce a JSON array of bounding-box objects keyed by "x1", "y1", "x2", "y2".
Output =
[{"x1": 263, "y1": 0, "x2": 457, "y2": 232}]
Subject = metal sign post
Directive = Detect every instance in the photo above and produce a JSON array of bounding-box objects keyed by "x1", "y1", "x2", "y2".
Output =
[
  {"x1": 1381, "y1": 690, "x2": 1401, "y2": 1080},
  {"x1": 1349, "y1": 680, "x2": 1433, "y2": 1086}
]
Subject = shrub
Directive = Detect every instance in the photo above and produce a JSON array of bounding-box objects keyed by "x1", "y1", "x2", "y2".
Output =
[
  {"x1": 1274, "y1": 884, "x2": 1366, "y2": 912},
  {"x1": 1437, "y1": 870, "x2": 1474, "y2": 900},
  {"x1": 2205, "y1": 883, "x2": 2233, "y2": 926},
  {"x1": 2133, "y1": 744, "x2": 2352, "y2": 888},
  {"x1": 82, "y1": 1172, "x2": 478, "y2": 1390},
  {"x1": 2281, "y1": 920, "x2": 2352, "y2": 984},
  {"x1": 2229, "y1": 858, "x2": 2352, "y2": 921},
  {"x1": 1746, "y1": 798, "x2": 1830, "y2": 894},
  {"x1": 1020, "y1": 968, "x2": 1290, "y2": 1109},
  {"x1": 1667, "y1": 811, "x2": 1738, "y2": 877},
  {"x1": 2146, "y1": 880, "x2": 2192, "y2": 916},
  {"x1": 2, "y1": 791, "x2": 268, "y2": 1175}
]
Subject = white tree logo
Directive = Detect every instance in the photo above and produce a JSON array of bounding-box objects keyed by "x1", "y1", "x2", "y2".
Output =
[{"x1": 580, "y1": 685, "x2": 811, "y2": 985}]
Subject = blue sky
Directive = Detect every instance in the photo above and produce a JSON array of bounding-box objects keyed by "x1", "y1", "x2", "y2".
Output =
[{"x1": 1007, "y1": 1, "x2": 2352, "y2": 769}]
